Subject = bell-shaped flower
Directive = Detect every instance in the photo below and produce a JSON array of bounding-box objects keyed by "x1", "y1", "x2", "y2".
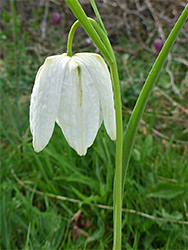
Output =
[{"x1": 30, "y1": 53, "x2": 116, "y2": 156}]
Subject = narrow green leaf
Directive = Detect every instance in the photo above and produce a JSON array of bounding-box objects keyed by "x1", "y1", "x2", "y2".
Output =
[{"x1": 90, "y1": 0, "x2": 107, "y2": 33}]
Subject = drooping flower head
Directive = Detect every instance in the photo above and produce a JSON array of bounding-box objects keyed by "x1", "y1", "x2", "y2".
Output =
[
  {"x1": 154, "y1": 39, "x2": 164, "y2": 55},
  {"x1": 30, "y1": 53, "x2": 116, "y2": 155},
  {"x1": 52, "y1": 12, "x2": 61, "y2": 26}
]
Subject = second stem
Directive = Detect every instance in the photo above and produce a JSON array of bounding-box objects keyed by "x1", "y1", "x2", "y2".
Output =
[{"x1": 110, "y1": 60, "x2": 123, "y2": 250}]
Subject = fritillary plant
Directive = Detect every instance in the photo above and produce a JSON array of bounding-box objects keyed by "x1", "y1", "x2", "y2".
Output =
[
  {"x1": 52, "y1": 12, "x2": 61, "y2": 25},
  {"x1": 29, "y1": 1, "x2": 188, "y2": 249}
]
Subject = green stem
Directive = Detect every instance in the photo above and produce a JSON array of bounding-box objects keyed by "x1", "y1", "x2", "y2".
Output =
[
  {"x1": 122, "y1": 5, "x2": 188, "y2": 190},
  {"x1": 67, "y1": 20, "x2": 80, "y2": 57},
  {"x1": 110, "y1": 62, "x2": 123, "y2": 250},
  {"x1": 65, "y1": 14, "x2": 123, "y2": 249},
  {"x1": 64, "y1": 0, "x2": 113, "y2": 63},
  {"x1": 86, "y1": 18, "x2": 123, "y2": 250}
]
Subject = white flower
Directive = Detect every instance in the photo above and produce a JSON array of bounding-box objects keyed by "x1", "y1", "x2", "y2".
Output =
[{"x1": 30, "y1": 53, "x2": 116, "y2": 156}]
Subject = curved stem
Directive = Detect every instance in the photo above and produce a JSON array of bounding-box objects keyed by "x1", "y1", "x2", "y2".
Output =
[
  {"x1": 67, "y1": 18, "x2": 112, "y2": 61},
  {"x1": 67, "y1": 20, "x2": 80, "y2": 57},
  {"x1": 122, "y1": 4, "x2": 188, "y2": 190},
  {"x1": 65, "y1": 0, "x2": 113, "y2": 63}
]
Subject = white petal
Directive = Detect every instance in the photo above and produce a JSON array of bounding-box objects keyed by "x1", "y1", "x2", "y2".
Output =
[
  {"x1": 30, "y1": 54, "x2": 70, "y2": 152},
  {"x1": 74, "y1": 53, "x2": 116, "y2": 140},
  {"x1": 56, "y1": 57, "x2": 101, "y2": 156}
]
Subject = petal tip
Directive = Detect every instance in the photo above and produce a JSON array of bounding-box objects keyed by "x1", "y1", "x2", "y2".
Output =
[
  {"x1": 34, "y1": 149, "x2": 40, "y2": 153},
  {"x1": 33, "y1": 144, "x2": 42, "y2": 153},
  {"x1": 33, "y1": 139, "x2": 44, "y2": 153},
  {"x1": 76, "y1": 148, "x2": 87, "y2": 156},
  {"x1": 111, "y1": 136, "x2": 116, "y2": 141}
]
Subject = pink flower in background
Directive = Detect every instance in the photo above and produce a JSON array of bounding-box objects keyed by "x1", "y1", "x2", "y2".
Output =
[
  {"x1": 154, "y1": 39, "x2": 164, "y2": 55},
  {"x1": 52, "y1": 12, "x2": 61, "y2": 25},
  {"x1": 0, "y1": 52, "x2": 3, "y2": 59},
  {"x1": 85, "y1": 37, "x2": 98, "y2": 51},
  {"x1": 86, "y1": 37, "x2": 92, "y2": 44}
]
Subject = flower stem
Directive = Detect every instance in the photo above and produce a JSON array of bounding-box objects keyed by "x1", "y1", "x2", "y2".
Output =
[
  {"x1": 67, "y1": 20, "x2": 80, "y2": 57},
  {"x1": 65, "y1": 13, "x2": 123, "y2": 248},
  {"x1": 110, "y1": 61, "x2": 123, "y2": 250},
  {"x1": 85, "y1": 18, "x2": 123, "y2": 249},
  {"x1": 122, "y1": 4, "x2": 188, "y2": 191},
  {"x1": 65, "y1": 0, "x2": 113, "y2": 63}
]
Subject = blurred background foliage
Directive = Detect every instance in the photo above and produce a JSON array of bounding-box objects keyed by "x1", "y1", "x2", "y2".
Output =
[{"x1": 0, "y1": 0, "x2": 188, "y2": 249}]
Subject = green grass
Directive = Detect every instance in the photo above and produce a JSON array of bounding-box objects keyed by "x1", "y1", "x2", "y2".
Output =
[{"x1": 1, "y1": 4, "x2": 188, "y2": 250}]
